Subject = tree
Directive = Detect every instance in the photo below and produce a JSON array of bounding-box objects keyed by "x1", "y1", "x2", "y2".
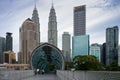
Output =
[
  {"x1": 73, "y1": 55, "x2": 104, "y2": 70},
  {"x1": 106, "y1": 61, "x2": 120, "y2": 71},
  {"x1": 65, "y1": 62, "x2": 73, "y2": 70}
]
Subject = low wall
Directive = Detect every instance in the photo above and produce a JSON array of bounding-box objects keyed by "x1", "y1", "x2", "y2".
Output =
[
  {"x1": 57, "y1": 70, "x2": 120, "y2": 80},
  {"x1": 0, "y1": 70, "x2": 34, "y2": 80}
]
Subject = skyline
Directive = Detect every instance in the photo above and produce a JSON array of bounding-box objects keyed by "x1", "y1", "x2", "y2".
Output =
[{"x1": 0, "y1": 0, "x2": 120, "y2": 54}]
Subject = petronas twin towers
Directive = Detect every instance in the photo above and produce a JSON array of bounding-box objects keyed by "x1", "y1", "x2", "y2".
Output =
[
  {"x1": 19, "y1": 4, "x2": 57, "y2": 64},
  {"x1": 32, "y1": 4, "x2": 57, "y2": 46},
  {"x1": 32, "y1": 6, "x2": 40, "y2": 43},
  {"x1": 48, "y1": 5, "x2": 58, "y2": 46}
]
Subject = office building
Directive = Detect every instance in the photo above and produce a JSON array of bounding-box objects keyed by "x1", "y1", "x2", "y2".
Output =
[
  {"x1": 32, "y1": 5, "x2": 40, "y2": 43},
  {"x1": 74, "y1": 5, "x2": 86, "y2": 36},
  {"x1": 118, "y1": 46, "x2": 120, "y2": 66},
  {"x1": 62, "y1": 32, "x2": 71, "y2": 62},
  {"x1": 106, "y1": 26, "x2": 119, "y2": 65},
  {"x1": 72, "y1": 35, "x2": 89, "y2": 58},
  {"x1": 3, "y1": 51, "x2": 16, "y2": 64},
  {"x1": 19, "y1": 18, "x2": 39, "y2": 64},
  {"x1": 48, "y1": 4, "x2": 58, "y2": 46},
  {"x1": 90, "y1": 43, "x2": 101, "y2": 61},
  {"x1": 6, "y1": 32, "x2": 13, "y2": 51},
  {"x1": 101, "y1": 43, "x2": 106, "y2": 65},
  {"x1": 0, "y1": 37, "x2": 6, "y2": 63}
]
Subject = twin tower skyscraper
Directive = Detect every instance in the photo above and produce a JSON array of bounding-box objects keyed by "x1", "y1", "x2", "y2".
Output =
[
  {"x1": 19, "y1": 4, "x2": 57, "y2": 64},
  {"x1": 32, "y1": 4, "x2": 57, "y2": 46}
]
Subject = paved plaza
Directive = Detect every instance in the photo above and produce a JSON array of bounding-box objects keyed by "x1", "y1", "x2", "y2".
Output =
[
  {"x1": 22, "y1": 74, "x2": 61, "y2": 80},
  {"x1": 1, "y1": 70, "x2": 120, "y2": 80},
  {"x1": 0, "y1": 70, "x2": 61, "y2": 80}
]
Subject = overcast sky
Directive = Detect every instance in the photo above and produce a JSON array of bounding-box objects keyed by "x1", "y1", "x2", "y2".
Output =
[{"x1": 0, "y1": 0, "x2": 120, "y2": 55}]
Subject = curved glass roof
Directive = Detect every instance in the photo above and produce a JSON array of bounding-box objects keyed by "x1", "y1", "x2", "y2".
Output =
[{"x1": 31, "y1": 43, "x2": 64, "y2": 73}]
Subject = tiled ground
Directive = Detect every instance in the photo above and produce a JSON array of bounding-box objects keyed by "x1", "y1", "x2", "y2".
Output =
[{"x1": 22, "y1": 74, "x2": 61, "y2": 80}]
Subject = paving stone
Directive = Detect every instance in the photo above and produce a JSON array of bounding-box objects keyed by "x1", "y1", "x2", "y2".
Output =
[{"x1": 22, "y1": 74, "x2": 61, "y2": 80}]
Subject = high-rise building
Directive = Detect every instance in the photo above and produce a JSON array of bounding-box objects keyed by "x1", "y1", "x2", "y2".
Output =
[
  {"x1": 74, "y1": 5, "x2": 86, "y2": 36},
  {"x1": 32, "y1": 5, "x2": 40, "y2": 43},
  {"x1": 72, "y1": 35, "x2": 89, "y2": 58},
  {"x1": 90, "y1": 43, "x2": 101, "y2": 61},
  {"x1": 48, "y1": 4, "x2": 57, "y2": 46},
  {"x1": 6, "y1": 32, "x2": 13, "y2": 51},
  {"x1": 118, "y1": 46, "x2": 120, "y2": 66},
  {"x1": 62, "y1": 32, "x2": 71, "y2": 62},
  {"x1": 106, "y1": 26, "x2": 119, "y2": 65},
  {"x1": 101, "y1": 43, "x2": 106, "y2": 65},
  {"x1": 19, "y1": 18, "x2": 39, "y2": 64},
  {"x1": 0, "y1": 37, "x2": 6, "y2": 63}
]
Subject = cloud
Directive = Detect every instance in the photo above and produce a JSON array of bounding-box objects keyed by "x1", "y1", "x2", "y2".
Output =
[{"x1": 0, "y1": 0, "x2": 120, "y2": 57}]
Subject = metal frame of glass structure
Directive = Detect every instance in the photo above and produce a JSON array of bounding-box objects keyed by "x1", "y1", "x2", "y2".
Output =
[{"x1": 31, "y1": 43, "x2": 65, "y2": 73}]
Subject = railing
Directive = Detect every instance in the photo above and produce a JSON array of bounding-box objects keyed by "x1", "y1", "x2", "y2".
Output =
[
  {"x1": 0, "y1": 70, "x2": 34, "y2": 80},
  {"x1": 57, "y1": 70, "x2": 120, "y2": 80}
]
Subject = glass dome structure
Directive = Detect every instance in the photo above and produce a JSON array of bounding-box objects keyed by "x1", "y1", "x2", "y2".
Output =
[{"x1": 31, "y1": 43, "x2": 65, "y2": 73}]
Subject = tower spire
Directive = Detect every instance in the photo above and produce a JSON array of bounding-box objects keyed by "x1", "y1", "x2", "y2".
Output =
[
  {"x1": 52, "y1": 0, "x2": 54, "y2": 8},
  {"x1": 34, "y1": 0, "x2": 36, "y2": 9}
]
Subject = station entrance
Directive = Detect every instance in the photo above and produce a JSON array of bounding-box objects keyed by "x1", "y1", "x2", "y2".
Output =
[{"x1": 31, "y1": 43, "x2": 64, "y2": 73}]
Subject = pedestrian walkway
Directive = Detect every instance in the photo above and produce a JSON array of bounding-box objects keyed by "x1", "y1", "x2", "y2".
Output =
[{"x1": 22, "y1": 74, "x2": 61, "y2": 80}]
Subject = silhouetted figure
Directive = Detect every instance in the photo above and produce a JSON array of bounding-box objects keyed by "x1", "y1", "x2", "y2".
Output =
[{"x1": 34, "y1": 69, "x2": 37, "y2": 75}]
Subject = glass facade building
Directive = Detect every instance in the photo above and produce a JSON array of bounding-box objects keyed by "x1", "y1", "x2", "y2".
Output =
[
  {"x1": 48, "y1": 4, "x2": 57, "y2": 47},
  {"x1": 90, "y1": 43, "x2": 101, "y2": 61},
  {"x1": 118, "y1": 46, "x2": 120, "y2": 66},
  {"x1": 101, "y1": 43, "x2": 106, "y2": 65},
  {"x1": 32, "y1": 5, "x2": 40, "y2": 43},
  {"x1": 72, "y1": 35, "x2": 89, "y2": 58},
  {"x1": 62, "y1": 32, "x2": 71, "y2": 62},
  {"x1": 74, "y1": 5, "x2": 86, "y2": 36},
  {"x1": 6, "y1": 32, "x2": 13, "y2": 51},
  {"x1": 106, "y1": 26, "x2": 119, "y2": 65},
  {"x1": 0, "y1": 37, "x2": 6, "y2": 63}
]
